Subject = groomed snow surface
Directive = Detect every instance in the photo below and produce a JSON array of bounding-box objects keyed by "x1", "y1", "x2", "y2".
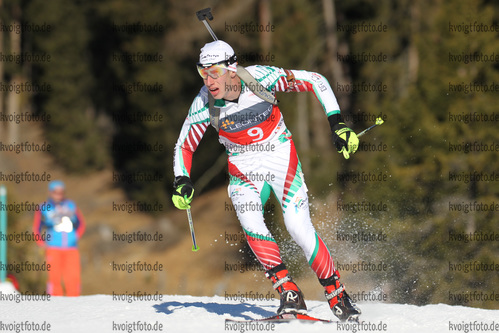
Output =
[{"x1": 1, "y1": 282, "x2": 498, "y2": 333}]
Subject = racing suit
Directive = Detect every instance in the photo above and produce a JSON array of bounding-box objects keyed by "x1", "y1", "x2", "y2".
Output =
[{"x1": 173, "y1": 65, "x2": 341, "y2": 280}]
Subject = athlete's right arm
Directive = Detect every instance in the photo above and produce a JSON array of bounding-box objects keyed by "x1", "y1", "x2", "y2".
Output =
[
  {"x1": 173, "y1": 86, "x2": 211, "y2": 178},
  {"x1": 32, "y1": 209, "x2": 45, "y2": 247},
  {"x1": 172, "y1": 87, "x2": 211, "y2": 209}
]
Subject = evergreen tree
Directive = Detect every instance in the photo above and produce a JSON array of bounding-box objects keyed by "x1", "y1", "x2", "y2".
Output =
[
  {"x1": 26, "y1": 0, "x2": 108, "y2": 172},
  {"x1": 340, "y1": 0, "x2": 499, "y2": 307}
]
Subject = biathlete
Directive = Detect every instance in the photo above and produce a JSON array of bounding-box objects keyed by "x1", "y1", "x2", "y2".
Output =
[{"x1": 172, "y1": 40, "x2": 361, "y2": 321}]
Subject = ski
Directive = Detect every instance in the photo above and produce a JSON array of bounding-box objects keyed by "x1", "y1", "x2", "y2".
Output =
[{"x1": 225, "y1": 313, "x2": 335, "y2": 324}]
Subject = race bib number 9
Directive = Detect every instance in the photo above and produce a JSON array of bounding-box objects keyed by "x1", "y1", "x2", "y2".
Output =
[{"x1": 247, "y1": 127, "x2": 264, "y2": 142}]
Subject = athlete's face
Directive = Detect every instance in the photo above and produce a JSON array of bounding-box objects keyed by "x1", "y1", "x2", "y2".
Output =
[
  {"x1": 203, "y1": 70, "x2": 229, "y2": 99},
  {"x1": 203, "y1": 70, "x2": 241, "y2": 101},
  {"x1": 49, "y1": 188, "x2": 65, "y2": 203}
]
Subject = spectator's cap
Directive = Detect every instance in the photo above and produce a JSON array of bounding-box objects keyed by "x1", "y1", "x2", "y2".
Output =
[{"x1": 48, "y1": 180, "x2": 65, "y2": 192}]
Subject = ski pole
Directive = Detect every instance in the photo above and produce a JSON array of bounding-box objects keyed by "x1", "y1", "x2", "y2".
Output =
[
  {"x1": 357, "y1": 117, "x2": 384, "y2": 137},
  {"x1": 196, "y1": 8, "x2": 218, "y2": 41},
  {"x1": 186, "y1": 208, "x2": 199, "y2": 252}
]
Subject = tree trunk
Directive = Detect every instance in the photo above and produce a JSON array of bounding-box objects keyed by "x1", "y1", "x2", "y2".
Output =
[
  {"x1": 408, "y1": 2, "x2": 419, "y2": 84},
  {"x1": 6, "y1": 4, "x2": 21, "y2": 143},
  {"x1": 258, "y1": 0, "x2": 272, "y2": 56},
  {"x1": 322, "y1": 0, "x2": 351, "y2": 113},
  {"x1": 321, "y1": 0, "x2": 351, "y2": 195}
]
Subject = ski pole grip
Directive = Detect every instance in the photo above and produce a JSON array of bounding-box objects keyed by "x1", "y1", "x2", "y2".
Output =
[{"x1": 196, "y1": 8, "x2": 214, "y2": 21}]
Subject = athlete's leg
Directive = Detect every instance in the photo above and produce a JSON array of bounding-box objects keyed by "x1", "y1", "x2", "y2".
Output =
[
  {"x1": 271, "y1": 138, "x2": 361, "y2": 320},
  {"x1": 268, "y1": 138, "x2": 335, "y2": 278},
  {"x1": 45, "y1": 248, "x2": 64, "y2": 296},
  {"x1": 228, "y1": 159, "x2": 306, "y2": 314},
  {"x1": 63, "y1": 248, "x2": 81, "y2": 296},
  {"x1": 228, "y1": 160, "x2": 282, "y2": 270}
]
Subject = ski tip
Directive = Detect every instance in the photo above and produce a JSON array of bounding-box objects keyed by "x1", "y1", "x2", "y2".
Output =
[
  {"x1": 192, "y1": 245, "x2": 200, "y2": 252},
  {"x1": 375, "y1": 117, "x2": 384, "y2": 125}
]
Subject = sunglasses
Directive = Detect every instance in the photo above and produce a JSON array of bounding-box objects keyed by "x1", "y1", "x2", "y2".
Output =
[{"x1": 196, "y1": 63, "x2": 229, "y2": 79}]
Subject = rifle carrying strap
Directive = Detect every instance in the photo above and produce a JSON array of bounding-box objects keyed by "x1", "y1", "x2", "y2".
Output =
[
  {"x1": 208, "y1": 65, "x2": 280, "y2": 132},
  {"x1": 208, "y1": 93, "x2": 219, "y2": 130},
  {"x1": 236, "y1": 65, "x2": 278, "y2": 105}
]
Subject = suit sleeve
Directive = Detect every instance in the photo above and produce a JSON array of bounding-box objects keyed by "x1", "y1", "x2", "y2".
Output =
[
  {"x1": 32, "y1": 209, "x2": 45, "y2": 247},
  {"x1": 252, "y1": 65, "x2": 342, "y2": 118},
  {"x1": 74, "y1": 207, "x2": 86, "y2": 239},
  {"x1": 173, "y1": 87, "x2": 211, "y2": 178}
]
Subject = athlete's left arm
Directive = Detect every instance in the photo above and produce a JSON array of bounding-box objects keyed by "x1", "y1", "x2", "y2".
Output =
[
  {"x1": 258, "y1": 66, "x2": 358, "y2": 159},
  {"x1": 74, "y1": 206, "x2": 86, "y2": 239},
  {"x1": 255, "y1": 66, "x2": 341, "y2": 118}
]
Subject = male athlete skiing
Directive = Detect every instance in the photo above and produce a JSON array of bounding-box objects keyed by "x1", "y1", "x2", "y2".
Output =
[{"x1": 172, "y1": 40, "x2": 361, "y2": 321}]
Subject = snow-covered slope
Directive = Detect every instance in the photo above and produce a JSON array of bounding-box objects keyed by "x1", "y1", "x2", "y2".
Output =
[{"x1": 1, "y1": 282, "x2": 497, "y2": 333}]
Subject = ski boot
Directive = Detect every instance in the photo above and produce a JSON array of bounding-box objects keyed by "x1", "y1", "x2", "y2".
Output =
[
  {"x1": 266, "y1": 263, "x2": 307, "y2": 315},
  {"x1": 320, "y1": 271, "x2": 361, "y2": 322}
]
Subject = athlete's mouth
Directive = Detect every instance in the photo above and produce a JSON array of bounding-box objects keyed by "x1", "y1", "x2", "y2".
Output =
[{"x1": 209, "y1": 87, "x2": 219, "y2": 95}]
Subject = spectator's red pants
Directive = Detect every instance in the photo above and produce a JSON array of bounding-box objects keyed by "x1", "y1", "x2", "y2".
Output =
[{"x1": 45, "y1": 248, "x2": 81, "y2": 296}]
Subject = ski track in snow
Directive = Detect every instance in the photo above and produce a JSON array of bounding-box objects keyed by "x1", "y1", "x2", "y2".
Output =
[{"x1": 1, "y1": 283, "x2": 498, "y2": 333}]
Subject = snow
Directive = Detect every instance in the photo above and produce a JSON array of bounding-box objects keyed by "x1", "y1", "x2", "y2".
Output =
[{"x1": 1, "y1": 282, "x2": 498, "y2": 333}]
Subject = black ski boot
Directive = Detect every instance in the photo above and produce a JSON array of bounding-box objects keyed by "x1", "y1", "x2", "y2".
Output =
[
  {"x1": 320, "y1": 271, "x2": 361, "y2": 322},
  {"x1": 266, "y1": 263, "x2": 307, "y2": 315}
]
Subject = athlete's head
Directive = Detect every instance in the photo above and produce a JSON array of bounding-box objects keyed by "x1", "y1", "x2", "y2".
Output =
[
  {"x1": 197, "y1": 40, "x2": 240, "y2": 100},
  {"x1": 48, "y1": 180, "x2": 65, "y2": 203}
]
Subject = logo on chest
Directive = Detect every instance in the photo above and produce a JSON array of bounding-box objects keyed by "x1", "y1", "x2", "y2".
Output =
[{"x1": 220, "y1": 102, "x2": 273, "y2": 132}]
